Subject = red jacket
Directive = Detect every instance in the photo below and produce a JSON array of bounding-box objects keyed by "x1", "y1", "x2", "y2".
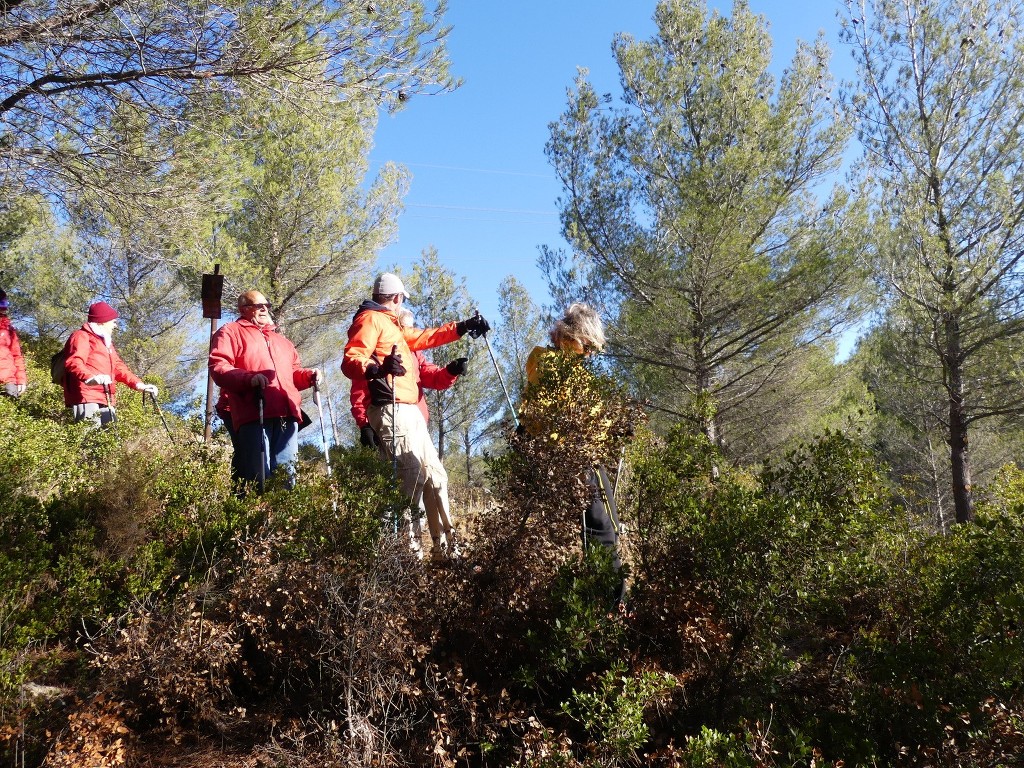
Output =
[
  {"x1": 0, "y1": 316, "x2": 26, "y2": 386},
  {"x1": 342, "y1": 301, "x2": 461, "y2": 406},
  {"x1": 63, "y1": 324, "x2": 143, "y2": 407},
  {"x1": 209, "y1": 318, "x2": 316, "y2": 429},
  {"x1": 350, "y1": 350, "x2": 457, "y2": 428}
]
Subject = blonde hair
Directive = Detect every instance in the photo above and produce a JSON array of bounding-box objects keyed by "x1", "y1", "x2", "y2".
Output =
[
  {"x1": 396, "y1": 308, "x2": 415, "y2": 329},
  {"x1": 550, "y1": 302, "x2": 605, "y2": 353}
]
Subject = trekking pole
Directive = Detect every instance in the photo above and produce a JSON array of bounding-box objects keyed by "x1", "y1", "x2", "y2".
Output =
[
  {"x1": 149, "y1": 391, "x2": 174, "y2": 441},
  {"x1": 614, "y1": 447, "x2": 626, "y2": 508},
  {"x1": 474, "y1": 309, "x2": 519, "y2": 430},
  {"x1": 313, "y1": 378, "x2": 332, "y2": 478},
  {"x1": 388, "y1": 344, "x2": 399, "y2": 534},
  {"x1": 320, "y1": 368, "x2": 340, "y2": 446},
  {"x1": 257, "y1": 385, "x2": 266, "y2": 494}
]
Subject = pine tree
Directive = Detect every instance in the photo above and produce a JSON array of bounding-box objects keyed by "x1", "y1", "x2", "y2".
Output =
[
  {"x1": 0, "y1": 0, "x2": 457, "y2": 209},
  {"x1": 844, "y1": 0, "x2": 1024, "y2": 523},
  {"x1": 544, "y1": 0, "x2": 864, "y2": 458}
]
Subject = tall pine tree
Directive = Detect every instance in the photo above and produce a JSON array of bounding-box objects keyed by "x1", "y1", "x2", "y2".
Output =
[
  {"x1": 544, "y1": 0, "x2": 864, "y2": 457},
  {"x1": 845, "y1": 0, "x2": 1024, "y2": 523}
]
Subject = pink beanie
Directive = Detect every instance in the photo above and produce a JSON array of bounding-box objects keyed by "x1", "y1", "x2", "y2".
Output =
[{"x1": 87, "y1": 301, "x2": 119, "y2": 323}]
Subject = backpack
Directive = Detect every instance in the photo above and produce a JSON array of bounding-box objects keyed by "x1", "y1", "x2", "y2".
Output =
[{"x1": 50, "y1": 341, "x2": 70, "y2": 387}]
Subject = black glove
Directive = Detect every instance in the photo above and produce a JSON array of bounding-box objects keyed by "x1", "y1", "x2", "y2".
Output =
[
  {"x1": 365, "y1": 352, "x2": 406, "y2": 379},
  {"x1": 445, "y1": 357, "x2": 468, "y2": 376},
  {"x1": 457, "y1": 314, "x2": 490, "y2": 339},
  {"x1": 359, "y1": 425, "x2": 379, "y2": 449}
]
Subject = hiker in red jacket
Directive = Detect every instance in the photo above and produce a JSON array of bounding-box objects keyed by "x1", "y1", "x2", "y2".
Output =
[
  {"x1": 209, "y1": 290, "x2": 320, "y2": 491},
  {"x1": 63, "y1": 301, "x2": 157, "y2": 426},
  {"x1": 350, "y1": 307, "x2": 468, "y2": 559},
  {"x1": 0, "y1": 291, "x2": 26, "y2": 397}
]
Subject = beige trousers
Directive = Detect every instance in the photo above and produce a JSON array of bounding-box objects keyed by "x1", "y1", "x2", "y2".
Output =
[{"x1": 368, "y1": 402, "x2": 453, "y2": 543}]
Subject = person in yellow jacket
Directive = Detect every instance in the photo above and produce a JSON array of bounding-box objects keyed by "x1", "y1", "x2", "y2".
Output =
[
  {"x1": 341, "y1": 272, "x2": 489, "y2": 548},
  {"x1": 521, "y1": 302, "x2": 626, "y2": 604}
]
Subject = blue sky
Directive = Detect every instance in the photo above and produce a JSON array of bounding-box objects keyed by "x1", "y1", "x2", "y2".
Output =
[{"x1": 368, "y1": 1, "x2": 852, "y2": 330}]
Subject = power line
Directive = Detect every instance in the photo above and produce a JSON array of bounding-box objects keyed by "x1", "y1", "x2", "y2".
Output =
[
  {"x1": 400, "y1": 161, "x2": 553, "y2": 179},
  {"x1": 399, "y1": 213, "x2": 560, "y2": 225},
  {"x1": 407, "y1": 202, "x2": 557, "y2": 216}
]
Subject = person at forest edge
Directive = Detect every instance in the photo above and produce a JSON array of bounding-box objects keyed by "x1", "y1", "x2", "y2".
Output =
[
  {"x1": 341, "y1": 272, "x2": 488, "y2": 548},
  {"x1": 209, "y1": 290, "x2": 320, "y2": 491},
  {"x1": 521, "y1": 302, "x2": 626, "y2": 606},
  {"x1": 0, "y1": 291, "x2": 27, "y2": 397},
  {"x1": 350, "y1": 307, "x2": 469, "y2": 558},
  {"x1": 63, "y1": 301, "x2": 158, "y2": 426}
]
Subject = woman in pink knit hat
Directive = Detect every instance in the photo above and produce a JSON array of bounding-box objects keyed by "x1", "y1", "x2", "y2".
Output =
[{"x1": 60, "y1": 301, "x2": 157, "y2": 426}]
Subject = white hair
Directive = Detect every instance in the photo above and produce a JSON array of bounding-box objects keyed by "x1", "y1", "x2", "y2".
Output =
[{"x1": 551, "y1": 302, "x2": 605, "y2": 352}]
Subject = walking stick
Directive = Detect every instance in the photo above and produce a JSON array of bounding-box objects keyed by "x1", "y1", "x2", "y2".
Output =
[
  {"x1": 257, "y1": 385, "x2": 266, "y2": 494},
  {"x1": 313, "y1": 378, "x2": 332, "y2": 478},
  {"x1": 388, "y1": 345, "x2": 399, "y2": 534},
  {"x1": 475, "y1": 309, "x2": 519, "y2": 430},
  {"x1": 319, "y1": 368, "x2": 340, "y2": 446},
  {"x1": 148, "y1": 391, "x2": 174, "y2": 440}
]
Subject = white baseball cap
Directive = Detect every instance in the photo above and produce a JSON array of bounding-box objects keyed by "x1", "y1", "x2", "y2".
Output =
[{"x1": 373, "y1": 272, "x2": 410, "y2": 298}]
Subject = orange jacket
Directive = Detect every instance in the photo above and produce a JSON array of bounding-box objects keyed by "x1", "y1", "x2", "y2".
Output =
[
  {"x1": 341, "y1": 301, "x2": 461, "y2": 406},
  {"x1": 0, "y1": 316, "x2": 26, "y2": 385},
  {"x1": 62, "y1": 324, "x2": 143, "y2": 407}
]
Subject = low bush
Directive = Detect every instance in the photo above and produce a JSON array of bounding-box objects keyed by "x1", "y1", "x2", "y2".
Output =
[{"x1": 1, "y1": 366, "x2": 1021, "y2": 766}]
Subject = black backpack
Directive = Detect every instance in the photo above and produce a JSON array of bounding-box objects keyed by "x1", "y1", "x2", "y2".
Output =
[{"x1": 50, "y1": 341, "x2": 70, "y2": 386}]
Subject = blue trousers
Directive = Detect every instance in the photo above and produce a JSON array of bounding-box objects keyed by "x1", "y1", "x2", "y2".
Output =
[{"x1": 236, "y1": 417, "x2": 298, "y2": 490}]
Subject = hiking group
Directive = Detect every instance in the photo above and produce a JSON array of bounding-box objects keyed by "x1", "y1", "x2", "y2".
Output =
[{"x1": 8, "y1": 274, "x2": 626, "y2": 589}]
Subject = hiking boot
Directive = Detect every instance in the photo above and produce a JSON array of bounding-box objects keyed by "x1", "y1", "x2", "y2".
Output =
[
  {"x1": 409, "y1": 536, "x2": 424, "y2": 560},
  {"x1": 445, "y1": 530, "x2": 462, "y2": 559},
  {"x1": 429, "y1": 537, "x2": 444, "y2": 563}
]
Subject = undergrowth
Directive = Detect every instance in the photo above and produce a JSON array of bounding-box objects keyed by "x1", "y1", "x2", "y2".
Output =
[{"x1": 0, "y1": 353, "x2": 1021, "y2": 766}]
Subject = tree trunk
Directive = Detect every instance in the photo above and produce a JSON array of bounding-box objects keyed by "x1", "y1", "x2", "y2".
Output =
[
  {"x1": 945, "y1": 318, "x2": 974, "y2": 524},
  {"x1": 925, "y1": 431, "x2": 949, "y2": 533},
  {"x1": 691, "y1": 305, "x2": 718, "y2": 444}
]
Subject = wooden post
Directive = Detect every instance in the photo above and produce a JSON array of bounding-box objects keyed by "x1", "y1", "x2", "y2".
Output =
[{"x1": 201, "y1": 265, "x2": 223, "y2": 444}]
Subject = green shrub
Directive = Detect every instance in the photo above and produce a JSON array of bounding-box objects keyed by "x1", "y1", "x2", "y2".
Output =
[
  {"x1": 679, "y1": 726, "x2": 757, "y2": 768},
  {"x1": 562, "y1": 662, "x2": 676, "y2": 764},
  {"x1": 515, "y1": 544, "x2": 628, "y2": 689}
]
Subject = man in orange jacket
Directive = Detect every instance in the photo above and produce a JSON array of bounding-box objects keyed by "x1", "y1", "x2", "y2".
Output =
[
  {"x1": 342, "y1": 272, "x2": 487, "y2": 543},
  {"x1": 0, "y1": 291, "x2": 26, "y2": 398},
  {"x1": 350, "y1": 307, "x2": 469, "y2": 558},
  {"x1": 210, "y1": 290, "x2": 320, "y2": 491},
  {"x1": 63, "y1": 301, "x2": 157, "y2": 426}
]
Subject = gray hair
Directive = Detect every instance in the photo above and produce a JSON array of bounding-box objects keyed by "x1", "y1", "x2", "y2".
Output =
[{"x1": 550, "y1": 302, "x2": 605, "y2": 353}]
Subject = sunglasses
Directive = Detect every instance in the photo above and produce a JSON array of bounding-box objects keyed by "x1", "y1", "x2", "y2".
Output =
[{"x1": 243, "y1": 302, "x2": 272, "y2": 311}]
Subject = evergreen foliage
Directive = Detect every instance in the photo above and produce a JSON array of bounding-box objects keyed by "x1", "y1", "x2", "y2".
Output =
[
  {"x1": 544, "y1": 0, "x2": 866, "y2": 458},
  {"x1": 844, "y1": 0, "x2": 1024, "y2": 523},
  {"x1": 0, "y1": 352, "x2": 1021, "y2": 766},
  {"x1": 1, "y1": 1, "x2": 1023, "y2": 765}
]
